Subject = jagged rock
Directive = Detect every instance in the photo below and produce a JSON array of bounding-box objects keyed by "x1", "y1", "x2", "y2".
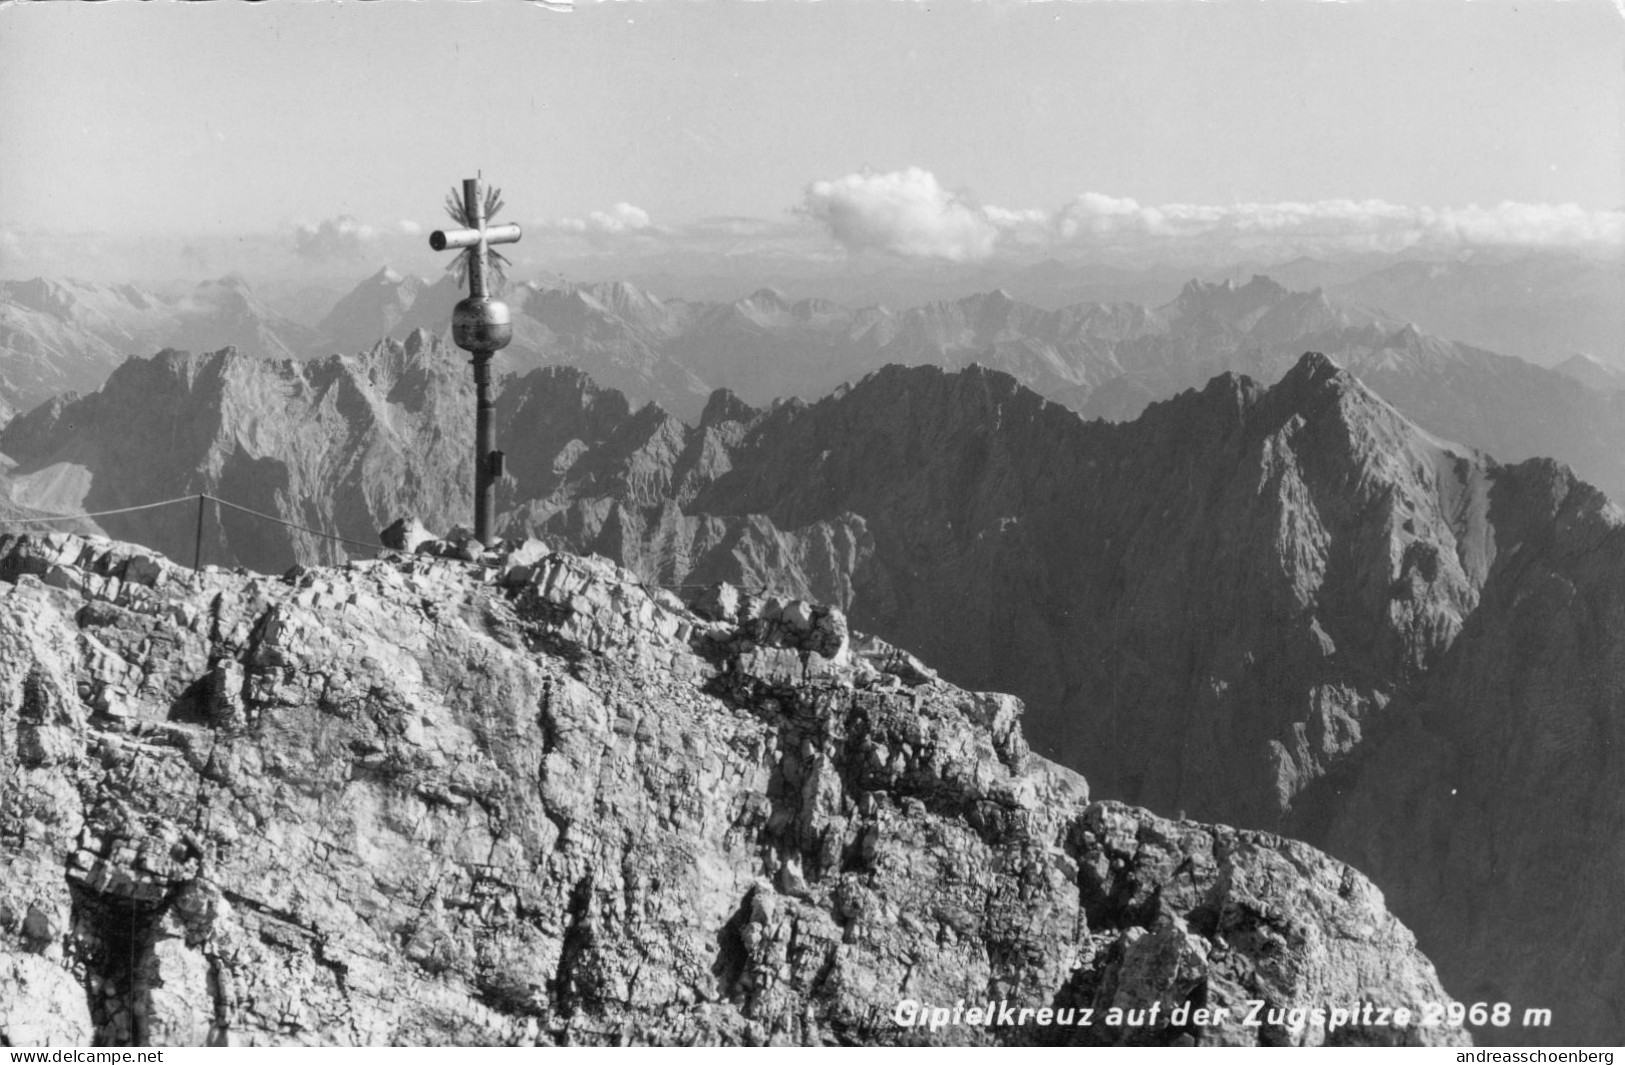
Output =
[
  {"x1": 380, "y1": 516, "x2": 434, "y2": 553},
  {"x1": 0, "y1": 532, "x2": 1466, "y2": 1047},
  {"x1": 505, "y1": 538, "x2": 550, "y2": 568},
  {"x1": 413, "y1": 536, "x2": 484, "y2": 564},
  {"x1": 691, "y1": 582, "x2": 741, "y2": 623}
]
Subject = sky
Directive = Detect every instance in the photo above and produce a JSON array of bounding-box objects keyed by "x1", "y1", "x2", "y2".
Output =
[{"x1": 1, "y1": 0, "x2": 1622, "y2": 284}]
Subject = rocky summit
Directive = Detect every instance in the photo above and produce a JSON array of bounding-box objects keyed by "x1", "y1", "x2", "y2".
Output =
[{"x1": 0, "y1": 531, "x2": 1465, "y2": 1047}]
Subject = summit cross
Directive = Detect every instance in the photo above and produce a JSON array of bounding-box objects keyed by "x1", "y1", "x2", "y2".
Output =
[{"x1": 429, "y1": 177, "x2": 523, "y2": 546}]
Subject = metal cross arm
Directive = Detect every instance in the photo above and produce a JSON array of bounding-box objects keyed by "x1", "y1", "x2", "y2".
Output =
[{"x1": 429, "y1": 222, "x2": 522, "y2": 252}]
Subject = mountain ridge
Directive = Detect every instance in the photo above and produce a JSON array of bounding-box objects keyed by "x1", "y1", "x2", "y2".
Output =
[{"x1": 10, "y1": 267, "x2": 1625, "y2": 506}]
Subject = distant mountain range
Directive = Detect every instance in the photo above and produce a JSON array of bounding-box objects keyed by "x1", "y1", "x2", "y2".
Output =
[
  {"x1": 1552, "y1": 351, "x2": 1625, "y2": 393},
  {"x1": 0, "y1": 276, "x2": 317, "y2": 420},
  {"x1": 1328, "y1": 254, "x2": 1624, "y2": 366},
  {"x1": 5, "y1": 254, "x2": 1624, "y2": 500},
  {"x1": 309, "y1": 268, "x2": 1625, "y2": 503},
  {"x1": 4, "y1": 341, "x2": 1622, "y2": 1042}
]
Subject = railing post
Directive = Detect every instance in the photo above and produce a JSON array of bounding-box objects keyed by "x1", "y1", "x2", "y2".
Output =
[{"x1": 194, "y1": 493, "x2": 206, "y2": 570}]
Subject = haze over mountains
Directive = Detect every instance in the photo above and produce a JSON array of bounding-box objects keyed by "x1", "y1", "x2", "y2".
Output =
[
  {"x1": 1329, "y1": 255, "x2": 1624, "y2": 366},
  {"x1": 0, "y1": 276, "x2": 317, "y2": 421},
  {"x1": 3, "y1": 249, "x2": 1618, "y2": 423}
]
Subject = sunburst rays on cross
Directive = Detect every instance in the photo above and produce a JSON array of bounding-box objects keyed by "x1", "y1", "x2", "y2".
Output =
[{"x1": 441, "y1": 183, "x2": 512, "y2": 287}]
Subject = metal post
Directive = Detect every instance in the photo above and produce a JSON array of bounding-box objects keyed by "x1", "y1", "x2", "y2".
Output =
[
  {"x1": 430, "y1": 176, "x2": 520, "y2": 548},
  {"x1": 463, "y1": 178, "x2": 488, "y2": 300},
  {"x1": 465, "y1": 177, "x2": 494, "y2": 544},
  {"x1": 194, "y1": 493, "x2": 206, "y2": 570},
  {"x1": 472, "y1": 353, "x2": 496, "y2": 544}
]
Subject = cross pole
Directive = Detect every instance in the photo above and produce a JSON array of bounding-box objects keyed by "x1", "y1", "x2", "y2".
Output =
[{"x1": 429, "y1": 178, "x2": 522, "y2": 546}]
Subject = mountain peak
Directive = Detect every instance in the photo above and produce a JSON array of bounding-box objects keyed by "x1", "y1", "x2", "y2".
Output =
[
  {"x1": 1281, "y1": 349, "x2": 1346, "y2": 390},
  {"x1": 402, "y1": 326, "x2": 434, "y2": 357},
  {"x1": 1176, "y1": 273, "x2": 1290, "y2": 304},
  {"x1": 1552, "y1": 350, "x2": 1625, "y2": 394},
  {"x1": 698, "y1": 387, "x2": 758, "y2": 428}
]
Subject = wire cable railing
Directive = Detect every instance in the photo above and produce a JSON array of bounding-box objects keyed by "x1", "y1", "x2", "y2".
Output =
[
  {"x1": 0, "y1": 492, "x2": 766, "y2": 595},
  {"x1": 0, "y1": 492, "x2": 382, "y2": 569}
]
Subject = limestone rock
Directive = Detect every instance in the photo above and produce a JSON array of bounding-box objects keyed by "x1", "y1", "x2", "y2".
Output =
[
  {"x1": 691, "y1": 581, "x2": 741, "y2": 623},
  {"x1": 0, "y1": 531, "x2": 1465, "y2": 1047},
  {"x1": 380, "y1": 517, "x2": 434, "y2": 553}
]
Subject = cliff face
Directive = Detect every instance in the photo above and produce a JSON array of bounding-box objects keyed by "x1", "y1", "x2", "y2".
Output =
[
  {"x1": 0, "y1": 533, "x2": 1463, "y2": 1047},
  {"x1": 1298, "y1": 460, "x2": 1625, "y2": 1046}
]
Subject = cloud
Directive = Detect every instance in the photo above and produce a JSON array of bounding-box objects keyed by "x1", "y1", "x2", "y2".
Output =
[
  {"x1": 981, "y1": 204, "x2": 1057, "y2": 247},
  {"x1": 1049, "y1": 193, "x2": 1624, "y2": 251},
  {"x1": 1414, "y1": 201, "x2": 1625, "y2": 248},
  {"x1": 801, "y1": 168, "x2": 999, "y2": 262},
  {"x1": 590, "y1": 203, "x2": 652, "y2": 233},
  {"x1": 397, "y1": 220, "x2": 423, "y2": 236},
  {"x1": 292, "y1": 215, "x2": 378, "y2": 261},
  {"x1": 547, "y1": 202, "x2": 655, "y2": 235},
  {"x1": 799, "y1": 168, "x2": 1625, "y2": 260}
]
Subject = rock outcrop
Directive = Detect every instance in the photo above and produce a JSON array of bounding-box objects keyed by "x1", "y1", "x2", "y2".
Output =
[{"x1": 0, "y1": 531, "x2": 1465, "y2": 1047}]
